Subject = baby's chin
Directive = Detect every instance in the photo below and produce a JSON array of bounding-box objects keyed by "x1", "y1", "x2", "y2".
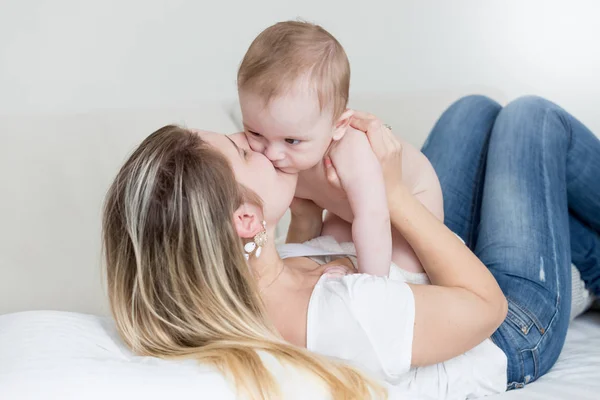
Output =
[{"x1": 275, "y1": 166, "x2": 301, "y2": 175}]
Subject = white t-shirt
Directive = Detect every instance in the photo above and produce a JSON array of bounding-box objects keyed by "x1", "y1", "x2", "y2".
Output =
[{"x1": 278, "y1": 237, "x2": 508, "y2": 400}]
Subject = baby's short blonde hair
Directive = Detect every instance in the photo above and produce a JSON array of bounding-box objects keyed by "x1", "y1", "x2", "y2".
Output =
[{"x1": 237, "y1": 21, "x2": 350, "y2": 120}]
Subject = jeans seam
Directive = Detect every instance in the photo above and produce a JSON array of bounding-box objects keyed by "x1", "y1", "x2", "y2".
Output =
[
  {"x1": 468, "y1": 128, "x2": 492, "y2": 247},
  {"x1": 522, "y1": 318, "x2": 555, "y2": 382},
  {"x1": 554, "y1": 105, "x2": 579, "y2": 187},
  {"x1": 541, "y1": 109, "x2": 562, "y2": 311},
  {"x1": 553, "y1": 106, "x2": 574, "y2": 151}
]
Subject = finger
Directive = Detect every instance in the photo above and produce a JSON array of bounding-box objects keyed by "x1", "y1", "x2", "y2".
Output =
[
  {"x1": 351, "y1": 110, "x2": 376, "y2": 121},
  {"x1": 348, "y1": 112, "x2": 378, "y2": 133},
  {"x1": 324, "y1": 157, "x2": 343, "y2": 190},
  {"x1": 366, "y1": 120, "x2": 388, "y2": 155},
  {"x1": 382, "y1": 128, "x2": 396, "y2": 148},
  {"x1": 348, "y1": 113, "x2": 390, "y2": 159},
  {"x1": 387, "y1": 130, "x2": 403, "y2": 153}
]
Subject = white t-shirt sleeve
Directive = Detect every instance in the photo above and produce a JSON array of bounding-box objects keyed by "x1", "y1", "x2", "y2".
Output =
[{"x1": 306, "y1": 273, "x2": 415, "y2": 383}]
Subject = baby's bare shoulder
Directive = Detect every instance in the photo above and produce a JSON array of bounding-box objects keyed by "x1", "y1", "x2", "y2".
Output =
[{"x1": 329, "y1": 127, "x2": 374, "y2": 160}]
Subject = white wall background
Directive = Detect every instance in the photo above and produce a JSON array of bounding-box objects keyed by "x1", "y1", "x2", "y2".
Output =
[
  {"x1": 1, "y1": 0, "x2": 599, "y2": 315},
  {"x1": 1, "y1": 0, "x2": 600, "y2": 125}
]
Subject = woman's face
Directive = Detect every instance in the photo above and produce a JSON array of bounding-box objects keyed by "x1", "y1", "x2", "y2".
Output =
[{"x1": 196, "y1": 130, "x2": 297, "y2": 226}]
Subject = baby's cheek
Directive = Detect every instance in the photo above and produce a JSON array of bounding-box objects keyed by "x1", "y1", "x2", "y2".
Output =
[
  {"x1": 244, "y1": 135, "x2": 261, "y2": 151},
  {"x1": 247, "y1": 138, "x2": 259, "y2": 151}
]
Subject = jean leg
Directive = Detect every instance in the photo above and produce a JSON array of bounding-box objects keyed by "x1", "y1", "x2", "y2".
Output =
[
  {"x1": 477, "y1": 96, "x2": 572, "y2": 388},
  {"x1": 421, "y1": 95, "x2": 502, "y2": 247},
  {"x1": 570, "y1": 213, "x2": 600, "y2": 296},
  {"x1": 562, "y1": 111, "x2": 600, "y2": 232}
]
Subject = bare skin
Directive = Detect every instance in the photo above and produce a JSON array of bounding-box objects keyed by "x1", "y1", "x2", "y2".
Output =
[
  {"x1": 295, "y1": 130, "x2": 444, "y2": 274},
  {"x1": 239, "y1": 84, "x2": 443, "y2": 275},
  {"x1": 202, "y1": 112, "x2": 507, "y2": 367},
  {"x1": 260, "y1": 255, "x2": 355, "y2": 348}
]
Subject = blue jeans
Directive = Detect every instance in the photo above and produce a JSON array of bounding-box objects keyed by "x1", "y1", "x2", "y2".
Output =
[{"x1": 421, "y1": 95, "x2": 600, "y2": 389}]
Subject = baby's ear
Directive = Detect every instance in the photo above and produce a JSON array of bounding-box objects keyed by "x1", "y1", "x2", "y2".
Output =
[{"x1": 332, "y1": 109, "x2": 354, "y2": 141}]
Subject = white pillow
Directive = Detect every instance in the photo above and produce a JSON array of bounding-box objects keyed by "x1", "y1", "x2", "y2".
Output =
[
  {"x1": 0, "y1": 311, "x2": 234, "y2": 399},
  {"x1": 0, "y1": 311, "x2": 329, "y2": 400}
]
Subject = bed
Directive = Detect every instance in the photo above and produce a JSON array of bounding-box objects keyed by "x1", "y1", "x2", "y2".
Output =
[
  {"x1": 489, "y1": 311, "x2": 600, "y2": 400},
  {"x1": 1, "y1": 100, "x2": 599, "y2": 400},
  {"x1": 1, "y1": 310, "x2": 598, "y2": 399}
]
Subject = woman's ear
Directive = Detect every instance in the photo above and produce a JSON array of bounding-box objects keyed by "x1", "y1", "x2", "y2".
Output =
[
  {"x1": 233, "y1": 203, "x2": 264, "y2": 239},
  {"x1": 332, "y1": 109, "x2": 354, "y2": 141}
]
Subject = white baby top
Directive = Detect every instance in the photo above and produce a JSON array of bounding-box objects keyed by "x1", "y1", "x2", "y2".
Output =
[{"x1": 277, "y1": 236, "x2": 508, "y2": 400}]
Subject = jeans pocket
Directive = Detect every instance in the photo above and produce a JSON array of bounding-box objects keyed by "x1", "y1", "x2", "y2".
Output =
[
  {"x1": 500, "y1": 275, "x2": 559, "y2": 336},
  {"x1": 505, "y1": 299, "x2": 537, "y2": 336}
]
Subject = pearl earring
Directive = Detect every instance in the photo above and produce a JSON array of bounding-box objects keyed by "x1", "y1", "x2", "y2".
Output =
[{"x1": 244, "y1": 221, "x2": 268, "y2": 260}]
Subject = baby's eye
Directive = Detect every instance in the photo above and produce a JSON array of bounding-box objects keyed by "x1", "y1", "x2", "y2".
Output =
[
  {"x1": 248, "y1": 130, "x2": 261, "y2": 137},
  {"x1": 285, "y1": 138, "x2": 301, "y2": 145}
]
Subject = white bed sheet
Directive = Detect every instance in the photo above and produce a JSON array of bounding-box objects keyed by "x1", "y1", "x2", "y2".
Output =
[
  {"x1": 489, "y1": 312, "x2": 600, "y2": 400},
  {"x1": 1, "y1": 311, "x2": 598, "y2": 400}
]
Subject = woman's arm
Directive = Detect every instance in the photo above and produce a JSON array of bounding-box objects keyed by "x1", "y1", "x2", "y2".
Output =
[
  {"x1": 350, "y1": 112, "x2": 508, "y2": 367},
  {"x1": 392, "y1": 184, "x2": 507, "y2": 366},
  {"x1": 402, "y1": 140, "x2": 445, "y2": 221}
]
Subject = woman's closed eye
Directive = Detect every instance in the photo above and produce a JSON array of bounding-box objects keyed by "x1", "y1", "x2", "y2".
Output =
[{"x1": 225, "y1": 135, "x2": 251, "y2": 160}]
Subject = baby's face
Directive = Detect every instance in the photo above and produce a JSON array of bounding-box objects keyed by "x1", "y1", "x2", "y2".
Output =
[{"x1": 239, "y1": 87, "x2": 336, "y2": 174}]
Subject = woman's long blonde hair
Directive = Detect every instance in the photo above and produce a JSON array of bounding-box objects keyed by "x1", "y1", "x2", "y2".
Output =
[{"x1": 102, "y1": 125, "x2": 385, "y2": 399}]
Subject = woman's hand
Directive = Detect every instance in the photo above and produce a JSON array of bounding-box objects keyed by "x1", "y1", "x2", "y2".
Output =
[
  {"x1": 286, "y1": 198, "x2": 324, "y2": 244},
  {"x1": 348, "y1": 111, "x2": 404, "y2": 200}
]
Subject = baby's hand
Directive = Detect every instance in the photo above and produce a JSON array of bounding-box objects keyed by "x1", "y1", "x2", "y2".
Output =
[{"x1": 321, "y1": 257, "x2": 356, "y2": 277}]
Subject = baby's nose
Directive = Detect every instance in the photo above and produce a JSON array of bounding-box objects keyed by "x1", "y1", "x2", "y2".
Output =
[{"x1": 265, "y1": 144, "x2": 285, "y2": 161}]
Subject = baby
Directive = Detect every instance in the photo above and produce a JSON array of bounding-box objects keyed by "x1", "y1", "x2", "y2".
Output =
[{"x1": 237, "y1": 21, "x2": 444, "y2": 276}]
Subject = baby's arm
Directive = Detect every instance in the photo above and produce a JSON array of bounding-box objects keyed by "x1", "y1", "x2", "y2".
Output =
[{"x1": 329, "y1": 129, "x2": 392, "y2": 277}]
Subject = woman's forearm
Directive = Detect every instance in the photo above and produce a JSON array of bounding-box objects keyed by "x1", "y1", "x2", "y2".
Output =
[{"x1": 388, "y1": 185, "x2": 506, "y2": 308}]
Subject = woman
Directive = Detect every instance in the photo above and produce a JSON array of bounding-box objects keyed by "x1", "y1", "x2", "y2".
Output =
[
  {"x1": 102, "y1": 95, "x2": 599, "y2": 399},
  {"x1": 102, "y1": 125, "x2": 385, "y2": 400}
]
